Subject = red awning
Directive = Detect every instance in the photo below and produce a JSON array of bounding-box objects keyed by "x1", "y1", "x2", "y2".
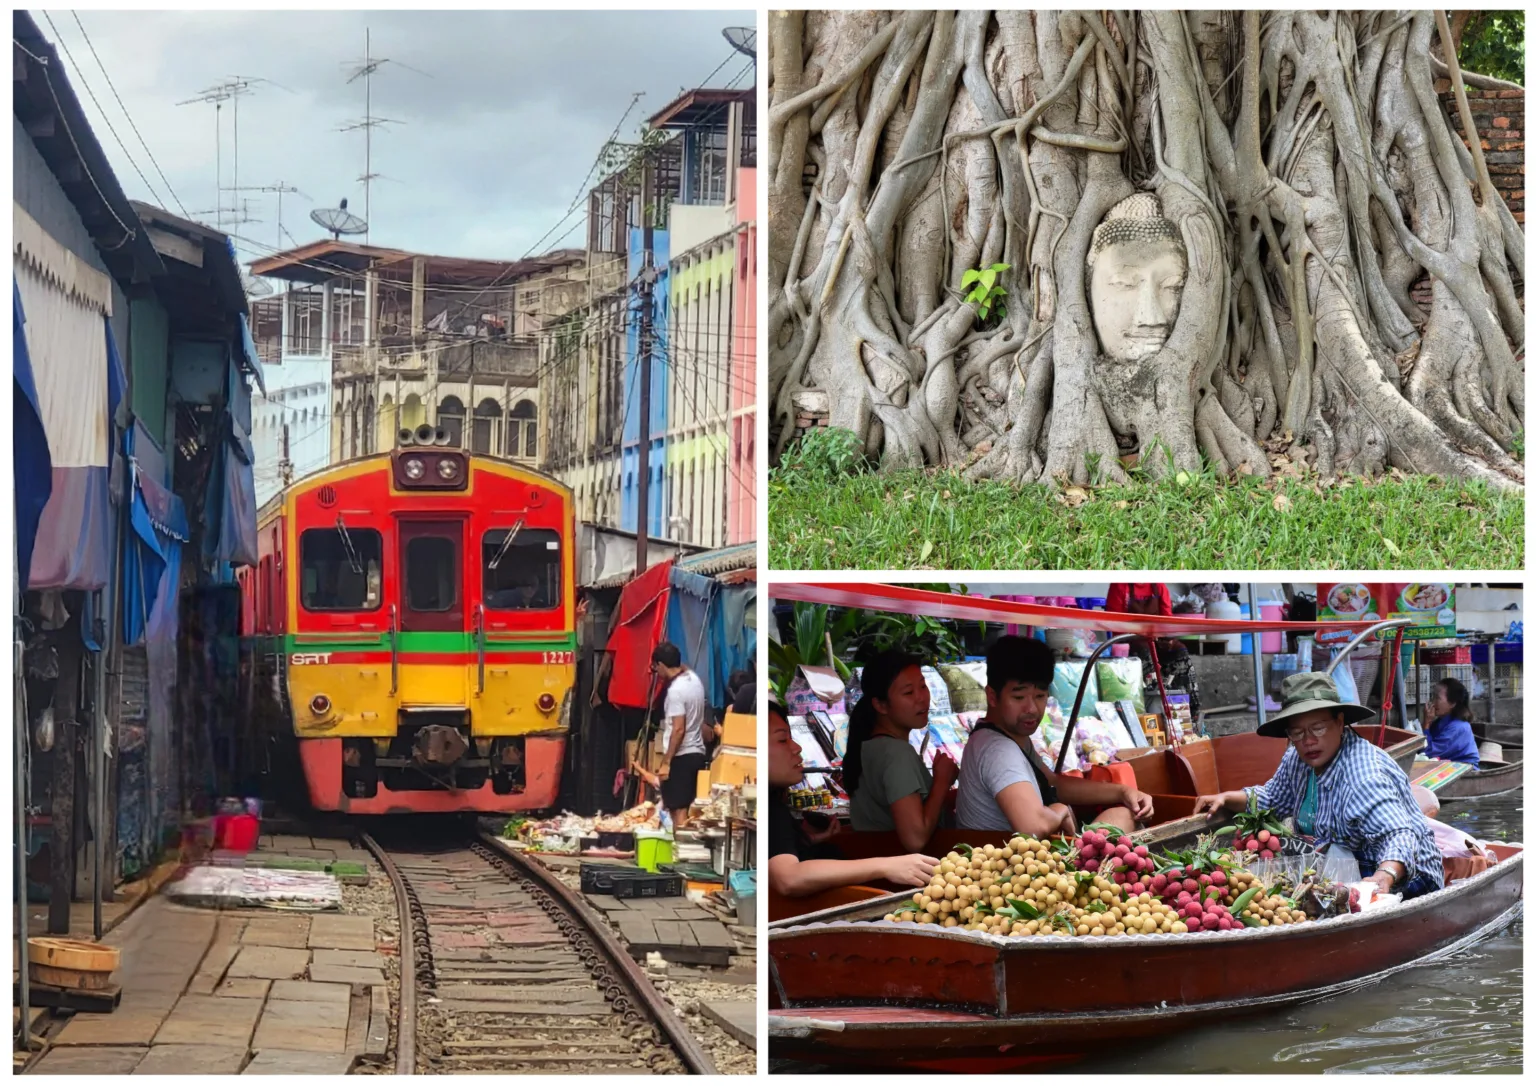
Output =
[{"x1": 767, "y1": 583, "x2": 1381, "y2": 638}]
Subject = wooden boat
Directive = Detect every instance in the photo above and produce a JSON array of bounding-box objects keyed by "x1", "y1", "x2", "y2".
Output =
[
  {"x1": 768, "y1": 844, "x2": 1523, "y2": 1070},
  {"x1": 1433, "y1": 748, "x2": 1523, "y2": 800},
  {"x1": 1479, "y1": 721, "x2": 1523, "y2": 747}
]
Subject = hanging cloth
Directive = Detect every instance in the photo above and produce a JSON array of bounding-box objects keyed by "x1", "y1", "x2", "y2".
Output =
[{"x1": 605, "y1": 559, "x2": 675, "y2": 709}]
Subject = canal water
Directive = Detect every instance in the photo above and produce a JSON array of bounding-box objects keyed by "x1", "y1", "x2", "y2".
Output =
[{"x1": 770, "y1": 790, "x2": 1523, "y2": 1075}]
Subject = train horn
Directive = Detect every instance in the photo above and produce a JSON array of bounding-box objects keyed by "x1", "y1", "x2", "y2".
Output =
[
  {"x1": 415, "y1": 423, "x2": 437, "y2": 445},
  {"x1": 398, "y1": 428, "x2": 416, "y2": 447},
  {"x1": 434, "y1": 427, "x2": 452, "y2": 446}
]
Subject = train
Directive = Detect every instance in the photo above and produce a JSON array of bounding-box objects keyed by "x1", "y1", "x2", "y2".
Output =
[{"x1": 239, "y1": 425, "x2": 576, "y2": 815}]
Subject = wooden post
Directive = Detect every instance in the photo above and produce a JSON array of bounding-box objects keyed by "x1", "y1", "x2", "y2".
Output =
[{"x1": 48, "y1": 612, "x2": 82, "y2": 934}]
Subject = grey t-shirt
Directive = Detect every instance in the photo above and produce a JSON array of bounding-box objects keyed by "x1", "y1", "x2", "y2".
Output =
[
  {"x1": 955, "y1": 725, "x2": 1043, "y2": 832},
  {"x1": 849, "y1": 735, "x2": 932, "y2": 832}
]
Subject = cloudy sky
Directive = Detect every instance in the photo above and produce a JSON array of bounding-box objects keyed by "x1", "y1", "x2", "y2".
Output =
[{"x1": 37, "y1": 9, "x2": 754, "y2": 269}]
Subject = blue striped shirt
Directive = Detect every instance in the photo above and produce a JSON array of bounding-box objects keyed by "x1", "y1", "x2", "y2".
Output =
[{"x1": 1245, "y1": 729, "x2": 1443, "y2": 892}]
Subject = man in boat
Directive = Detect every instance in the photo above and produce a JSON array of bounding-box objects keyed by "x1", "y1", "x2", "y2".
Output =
[
  {"x1": 955, "y1": 636, "x2": 1154, "y2": 838},
  {"x1": 1193, "y1": 672, "x2": 1443, "y2": 899},
  {"x1": 767, "y1": 701, "x2": 940, "y2": 898}
]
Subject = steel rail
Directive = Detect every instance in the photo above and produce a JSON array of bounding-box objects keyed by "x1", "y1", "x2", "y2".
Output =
[
  {"x1": 476, "y1": 830, "x2": 719, "y2": 1075},
  {"x1": 359, "y1": 831, "x2": 416, "y2": 1074}
]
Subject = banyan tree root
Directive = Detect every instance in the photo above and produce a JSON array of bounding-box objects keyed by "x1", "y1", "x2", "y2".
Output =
[{"x1": 768, "y1": 10, "x2": 1524, "y2": 489}]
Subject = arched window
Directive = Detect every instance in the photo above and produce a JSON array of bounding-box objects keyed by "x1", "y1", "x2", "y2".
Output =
[
  {"x1": 381, "y1": 394, "x2": 397, "y2": 447},
  {"x1": 334, "y1": 400, "x2": 346, "y2": 460},
  {"x1": 472, "y1": 397, "x2": 502, "y2": 455},
  {"x1": 401, "y1": 393, "x2": 424, "y2": 432},
  {"x1": 506, "y1": 399, "x2": 537, "y2": 461},
  {"x1": 350, "y1": 399, "x2": 362, "y2": 459},
  {"x1": 438, "y1": 395, "x2": 465, "y2": 448},
  {"x1": 364, "y1": 394, "x2": 376, "y2": 454}
]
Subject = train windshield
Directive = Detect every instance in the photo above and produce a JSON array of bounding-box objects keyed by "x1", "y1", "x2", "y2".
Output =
[
  {"x1": 301, "y1": 528, "x2": 382, "y2": 611},
  {"x1": 404, "y1": 536, "x2": 459, "y2": 613},
  {"x1": 482, "y1": 528, "x2": 561, "y2": 610}
]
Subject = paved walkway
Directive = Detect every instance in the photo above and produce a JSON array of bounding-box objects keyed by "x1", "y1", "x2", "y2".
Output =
[{"x1": 27, "y1": 838, "x2": 389, "y2": 1076}]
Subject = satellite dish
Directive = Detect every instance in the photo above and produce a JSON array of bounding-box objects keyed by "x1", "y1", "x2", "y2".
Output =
[
  {"x1": 243, "y1": 274, "x2": 274, "y2": 298},
  {"x1": 310, "y1": 198, "x2": 368, "y2": 240},
  {"x1": 723, "y1": 27, "x2": 756, "y2": 59}
]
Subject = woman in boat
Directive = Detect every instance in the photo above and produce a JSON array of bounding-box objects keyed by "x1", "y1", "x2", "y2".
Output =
[
  {"x1": 1422, "y1": 677, "x2": 1480, "y2": 768},
  {"x1": 843, "y1": 651, "x2": 957, "y2": 851},
  {"x1": 767, "y1": 702, "x2": 939, "y2": 897},
  {"x1": 1193, "y1": 671, "x2": 1443, "y2": 899}
]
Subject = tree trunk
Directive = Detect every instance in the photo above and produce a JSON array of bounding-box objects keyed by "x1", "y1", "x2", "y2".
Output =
[{"x1": 768, "y1": 10, "x2": 1523, "y2": 490}]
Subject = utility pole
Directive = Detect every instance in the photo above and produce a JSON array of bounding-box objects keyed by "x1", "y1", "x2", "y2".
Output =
[
  {"x1": 280, "y1": 422, "x2": 294, "y2": 488},
  {"x1": 634, "y1": 157, "x2": 654, "y2": 573}
]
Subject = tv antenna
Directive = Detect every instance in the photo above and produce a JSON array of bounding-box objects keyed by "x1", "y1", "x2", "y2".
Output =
[
  {"x1": 189, "y1": 198, "x2": 262, "y2": 231},
  {"x1": 342, "y1": 28, "x2": 430, "y2": 244},
  {"x1": 243, "y1": 271, "x2": 274, "y2": 298},
  {"x1": 176, "y1": 76, "x2": 288, "y2": 231},
  {"x1": 723, "y1": 26, "x2": 756, "y2": 61},
  {"x1": 310, "y1": 198, "x2": 368, "y2": 241},
  {"x1": 228, "y1": 181, "x2": 310, "y2": 250}
]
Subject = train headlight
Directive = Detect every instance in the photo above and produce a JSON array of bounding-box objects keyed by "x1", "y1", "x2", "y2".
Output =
[
  {"x1": 437, "y1": 458, "x2": 459, "y2": 480},
  {"x1": 537, "y1": 693, "x2": 556, "y2": 713},
  {"x1": 403, "y1": 457, "x2": 425, "y2": 481},
  {"x1": 310, "y1": 694, "x2": 332, "y2": 715}
]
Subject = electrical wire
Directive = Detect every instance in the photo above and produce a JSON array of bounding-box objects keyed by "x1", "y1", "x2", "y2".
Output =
[
  {"x1": 16, "y1": 30, "x2": 137, "y2": 246},
  {"x1": 69, "y1": 12, "x2": 188, "y2": 217},
  {"x1": 41, "y1": 12, "x2": 167, "y2": 210}
]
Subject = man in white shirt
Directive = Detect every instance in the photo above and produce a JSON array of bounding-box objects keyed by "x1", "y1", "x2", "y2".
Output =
[
  {"x1": 955, "y1": 636, "x2": 1151, "y2": 836},
  {"x1": 652, "y1": 641, "x2": 709, "y2": 828}
]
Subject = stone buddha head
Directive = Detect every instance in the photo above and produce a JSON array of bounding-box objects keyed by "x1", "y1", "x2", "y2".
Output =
[{"x1": 1088, "y1": 193, "x2": 1187, "y2": 364}]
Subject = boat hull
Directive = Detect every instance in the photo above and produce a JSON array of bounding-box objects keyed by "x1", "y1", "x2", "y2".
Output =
[
  {"x1": 1437, "y1": 754, "x2": 1523, "y2": 799},
  {"x1": 768, "y1": 850, "x2": 1522, "y2": 1069}
]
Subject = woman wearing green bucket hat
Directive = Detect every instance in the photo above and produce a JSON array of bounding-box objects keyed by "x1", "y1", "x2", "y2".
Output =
[{"x1": 1193, "y1": 672, "x2": 1443, "y2": 899}]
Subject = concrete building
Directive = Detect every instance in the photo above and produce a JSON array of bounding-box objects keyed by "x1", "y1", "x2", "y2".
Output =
[
  {"x1": 544, "y1": 87, "x2": 756, "y2": 551},
  {"x1": 244, "y1": 315, "x2": 329, "y2": 505},
  {"x1": 246, "y1": 242, "x2": 589, "y2": 474}
]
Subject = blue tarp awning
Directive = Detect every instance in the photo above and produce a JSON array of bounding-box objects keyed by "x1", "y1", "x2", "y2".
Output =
[
  {"x1": 663, "y1": 566, "x2": 756, "y2": 709},
  {"x1": 123, "y1": 422, "x2": 188, "y2": 646}
]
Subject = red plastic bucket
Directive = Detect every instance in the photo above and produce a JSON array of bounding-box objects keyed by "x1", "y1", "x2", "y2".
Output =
[{"x1": 216, "y1": 814, "x2": 260, "y2": 853}]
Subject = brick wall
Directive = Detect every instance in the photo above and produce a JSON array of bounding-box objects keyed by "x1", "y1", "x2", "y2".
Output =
[
  {"x1": 1438, "y1": 86, "x2": 1524, "y2": 223},
  {"x1": 1410, "y1": 86, "x2": 1522, "y2": 312}
]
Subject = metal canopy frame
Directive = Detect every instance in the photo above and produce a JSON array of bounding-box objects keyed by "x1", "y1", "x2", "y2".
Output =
[{"x1": 768, "y1": 583, "x2": 1415, "y2": 768}]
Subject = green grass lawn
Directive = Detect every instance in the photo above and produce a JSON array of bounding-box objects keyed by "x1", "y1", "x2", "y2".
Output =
[{"x1": 768, "y1": 468, "x2": 1523, "y2": 570}]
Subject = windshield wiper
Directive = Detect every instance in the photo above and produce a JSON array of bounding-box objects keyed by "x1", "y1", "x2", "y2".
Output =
[
  {"x1": 335, "y1": 515, "x2": 363, "y2": 575},
  {"x1": 488, "y1": 517, "x2": 525, "y2": 571}
]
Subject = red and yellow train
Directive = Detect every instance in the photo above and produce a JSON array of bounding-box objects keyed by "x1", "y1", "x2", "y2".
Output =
[{"x1": 239, "y1": 428, "x2": 576, "y2": 814}]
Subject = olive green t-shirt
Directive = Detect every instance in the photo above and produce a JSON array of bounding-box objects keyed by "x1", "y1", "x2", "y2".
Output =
[{"x1": 850, "y1": 734, "x2": 933, "y2": 832}]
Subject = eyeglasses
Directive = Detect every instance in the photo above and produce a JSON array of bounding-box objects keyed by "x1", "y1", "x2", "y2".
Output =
[{"x1": 1285, "y1": 722, "x2": 1335, "y2": 744}]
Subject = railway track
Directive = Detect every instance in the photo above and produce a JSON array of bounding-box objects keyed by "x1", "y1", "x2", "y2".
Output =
[{"x1": 363, "y1": 829, "x2": 715, "y2": 1075}]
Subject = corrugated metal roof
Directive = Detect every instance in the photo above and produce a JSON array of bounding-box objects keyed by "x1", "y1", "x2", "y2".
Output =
[
  {"x1": 586, "y1": 542, "x2": 756, "y2": 592},
  {"x1": 677, "y1": 543, "x2": 756, "y2": 576}
]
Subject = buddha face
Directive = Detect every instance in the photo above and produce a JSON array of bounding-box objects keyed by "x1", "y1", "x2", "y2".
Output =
[{"x1": 1089, "y1": 238, "x2": 1188, "y2": 363}]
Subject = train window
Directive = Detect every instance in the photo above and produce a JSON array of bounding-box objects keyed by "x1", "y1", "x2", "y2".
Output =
[
  {"x1": 301, "y1": 528, "x2": 383, "y2": 611},
  {"x1": 405, "y1": 537, "x2": 458, "y2": 612},
  {"x1": 482, "y1": 528, "x2": 561, "y2": 610}
]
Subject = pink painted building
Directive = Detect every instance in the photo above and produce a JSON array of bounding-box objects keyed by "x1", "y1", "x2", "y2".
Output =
[{"x1": 729, "y1": 166, "x2": 757, "y2": 546}]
